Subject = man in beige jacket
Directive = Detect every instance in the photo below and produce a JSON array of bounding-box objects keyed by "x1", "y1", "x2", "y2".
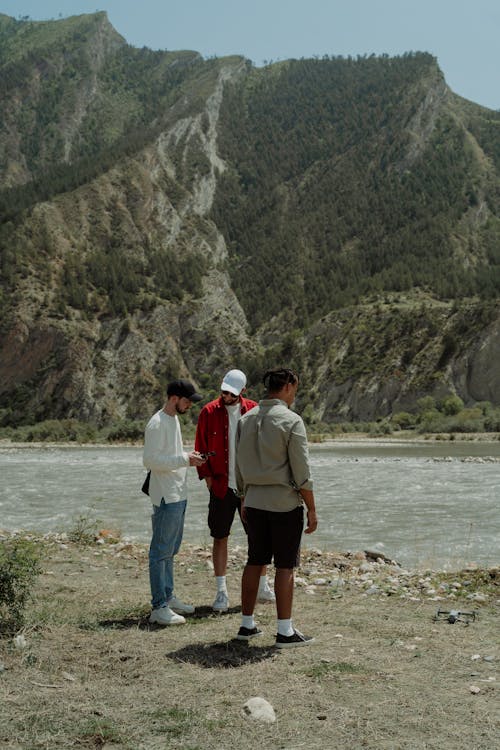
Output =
[{"x1": 235, "y1": 367, "x2": 318, "y2": 647}]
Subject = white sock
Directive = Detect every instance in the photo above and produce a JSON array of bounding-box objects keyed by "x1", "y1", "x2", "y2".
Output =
[
  {"x1": 216, "y1": 575, "x2": 227, "y2": 593},
  {"x1": 277, "y1": 618, "x2": 294, "y2": 637},
  {"x1": 241, "y1": 614, "x2": 255, "y2": 629},
  {"x1": 258, "y1": 575, "x2": 269, "y2": 591}
]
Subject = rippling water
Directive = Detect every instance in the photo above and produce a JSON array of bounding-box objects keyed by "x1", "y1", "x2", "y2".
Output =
[{"x1": 1, "y1": 441, "x2": 499, "y2": 569}]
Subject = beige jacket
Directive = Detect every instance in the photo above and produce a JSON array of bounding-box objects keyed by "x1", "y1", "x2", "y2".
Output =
[{"x1": 236, "y1": 398, "x2": 313, "y2": 512}]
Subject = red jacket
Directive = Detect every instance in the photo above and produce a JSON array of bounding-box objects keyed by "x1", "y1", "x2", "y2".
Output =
[{"x1": 195, "y1": 395, "x2": 257, "y2": 498}]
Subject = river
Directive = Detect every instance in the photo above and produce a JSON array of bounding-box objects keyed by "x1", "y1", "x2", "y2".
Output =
[{"x1": 1, "y1": 441, "x2": 499, "y2": 569}]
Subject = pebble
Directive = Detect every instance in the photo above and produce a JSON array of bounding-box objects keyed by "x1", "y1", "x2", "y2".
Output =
[
  {"x1": 13, "y1": 635, "x2": 27, "y2": 649},
  {"x1": 358, "y1": 562, "x2": 374, "y2": 574},
  {"x1": 469, "y1": 685, "x2": 481, "y2": 694},
  {"x1": 329, "y1": 577, "x2": 345, "y2": 589},
  {"x1": 467, "y1": 593, "x2": 487, "y2": 602}
]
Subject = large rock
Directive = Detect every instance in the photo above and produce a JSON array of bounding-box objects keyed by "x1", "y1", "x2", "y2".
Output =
[{"x1": 242, "y1": 697, "x2": 276, "y2": 724}]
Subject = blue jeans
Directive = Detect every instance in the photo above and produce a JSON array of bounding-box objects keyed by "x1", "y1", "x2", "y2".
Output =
[{"x1": 149, "y1": 499, "x2": 187, "y2": 610}]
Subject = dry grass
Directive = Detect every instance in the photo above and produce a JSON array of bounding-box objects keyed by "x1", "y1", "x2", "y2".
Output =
[{"x1": 0, "y1": 538, "x2": 498, "y2": 750}]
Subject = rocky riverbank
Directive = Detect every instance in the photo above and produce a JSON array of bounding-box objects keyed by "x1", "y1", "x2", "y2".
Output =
[{"x1": 3, "y1": 529, "x2": 498, "y2": 606}]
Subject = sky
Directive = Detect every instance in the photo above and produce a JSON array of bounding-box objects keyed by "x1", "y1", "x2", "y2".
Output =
[{"x1": 1, "y1": 0, "x2": 499, "y2": 110}]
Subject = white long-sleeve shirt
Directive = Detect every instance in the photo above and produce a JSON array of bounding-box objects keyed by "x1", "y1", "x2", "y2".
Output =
[
  {"x1": 143, "y1": 409, "x2": 189, "y2": 506},
  {"x1": 226, "y1": 401, "x2": 241, "y2": 491}
]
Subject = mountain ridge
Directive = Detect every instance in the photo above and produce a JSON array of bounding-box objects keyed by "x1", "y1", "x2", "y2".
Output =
[{"x1": 0, "y1": 12, "x2": 499, "y2": 430}]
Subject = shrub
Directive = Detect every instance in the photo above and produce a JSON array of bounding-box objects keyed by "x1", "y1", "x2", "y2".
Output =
[
  {"x1": 368, "y1": 421, "x2": 392, "y2": 436},
  {"x1": 5, "y1": 419, "x2": 98, "y2": 443},
  {"x1": 417, "y1": 408, "x2": 441, "y2": 429},
  {"x1": 0, "y1": 538, "x2": 42, "y2": 634},
  {"x1": 417, "y1": 408, "x2": 486, "y2": 434},
  {"x1": 67, "y1": 510, "x2": 102, "y2": 544},
  {"x1": 105, "y1": 420, "x2": 144, "y2": 442},
  {"x1": 446, "y1": 408, "x2": 485, "y2": 433},
  {"x1": 392, "y1": 411, "x2": 415, "y2": 429},
  {"x1": 476, "y1": 401, "x2": 493, "y2": 416},
  {"x1": 446, "y1": 418, "x2": 485, "y2": 433},
  {"x1": 440, "y1": 394, "x2": 464, "y2": 416},
  {"x1": 484, "y1": 411, "x2": 500, "y2": 431},
  {"x1": 416, "y1": 396, "x2": 436, "y2": 414}
]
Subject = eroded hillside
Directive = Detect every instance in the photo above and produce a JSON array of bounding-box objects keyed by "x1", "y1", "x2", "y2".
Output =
[{"x1": 1, "y1": 12, "x2": 500, "y2": 428}]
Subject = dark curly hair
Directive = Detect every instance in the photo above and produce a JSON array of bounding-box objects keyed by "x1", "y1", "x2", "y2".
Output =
[{"x1": 262, "y1": 368, "x2": 298, "y2": 394}]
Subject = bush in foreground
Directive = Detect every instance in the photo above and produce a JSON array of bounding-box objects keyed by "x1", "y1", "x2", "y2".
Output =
[{"x1": 0, "y1": 538, "x2": 42, "y2": 634}]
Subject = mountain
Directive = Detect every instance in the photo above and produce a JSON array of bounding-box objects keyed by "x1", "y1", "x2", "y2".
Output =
[{"x1": 0, "y1": 12, "x2": 499, "y2": 430}]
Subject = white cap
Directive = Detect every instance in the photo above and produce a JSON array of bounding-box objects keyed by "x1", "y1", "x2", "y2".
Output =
[{"x1": 221, "y1": 369, "x2": 247, "y2": 396}]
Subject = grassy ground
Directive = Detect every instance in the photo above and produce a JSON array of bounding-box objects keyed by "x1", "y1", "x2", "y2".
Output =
[{"x1": 0, "y1": 536, "x2": 498, "y2": 750}]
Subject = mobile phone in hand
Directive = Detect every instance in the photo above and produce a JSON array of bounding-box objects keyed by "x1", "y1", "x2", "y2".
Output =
[{"x1": 200, "y1": 451, "x2": 216, "y2": 459}]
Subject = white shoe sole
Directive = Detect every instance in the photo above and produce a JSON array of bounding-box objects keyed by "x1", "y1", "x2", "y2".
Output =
[
  {"x1": 149, "y1": 610, "x2": 186, "y2": 625},
  {"x1": 236, "y1": 629, "x2": 263, "y2": 641},
  {"x1": 168, "y1": 600, "x2": 195, "y2": 615},
  {"x1": 275, "y1": 636, "x2": 314, "y2": 648}
]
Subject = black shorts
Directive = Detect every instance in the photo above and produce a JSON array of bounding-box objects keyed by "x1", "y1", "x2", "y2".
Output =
[
  {"x1": 208, "y1": 488, "x2": 246, "y2": 539},
  {"x1": 245, "y1": 505, "x2": 304, "y2": 569}
]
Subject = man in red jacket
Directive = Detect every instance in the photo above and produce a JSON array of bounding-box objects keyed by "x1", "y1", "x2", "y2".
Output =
[{"x1": 195, "y1": 369, "x2": 274, "y2": 612}]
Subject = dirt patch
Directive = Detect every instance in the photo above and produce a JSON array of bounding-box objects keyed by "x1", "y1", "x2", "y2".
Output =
[{"x1": 0, "y1": 535, "x2": 498, "y2": 749}]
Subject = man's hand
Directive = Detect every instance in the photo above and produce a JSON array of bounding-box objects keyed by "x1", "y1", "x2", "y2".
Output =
[
  {"x1": 299, "y1": 490, "x2": 317, "y2": 534},
  {"x1": 188, "y1": 451, "x2": 207, "y2": 467},
  {"x1": 304, "y1": 509, "x2": 317, "y2": 534}
]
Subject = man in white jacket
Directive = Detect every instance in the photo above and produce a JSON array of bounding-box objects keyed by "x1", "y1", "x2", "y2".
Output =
[{"x1": 143, "y1": 379, "x2": 206, "y2": 625}]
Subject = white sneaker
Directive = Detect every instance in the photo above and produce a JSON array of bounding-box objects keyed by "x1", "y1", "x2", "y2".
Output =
[
  {"x1": 257, "y1": 584, "x2": 276, "y2": 603},
  {"x1": 149, "y1": 606, "x2": 185, "y2": 625},
  {"x1": 212, "y1": 590, "x2": 229, "y2": 612},
  {"x1": 168, "y1": 596, "x2": 195, "y2": 615}
]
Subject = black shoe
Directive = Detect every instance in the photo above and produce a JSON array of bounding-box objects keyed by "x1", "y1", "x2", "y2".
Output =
[
  {"x1": 236, "y1": 626, "x2": 263, "y2": 641},
  {"x1": 275, "y1": 629, "x2": 314, "y2": 648}
]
